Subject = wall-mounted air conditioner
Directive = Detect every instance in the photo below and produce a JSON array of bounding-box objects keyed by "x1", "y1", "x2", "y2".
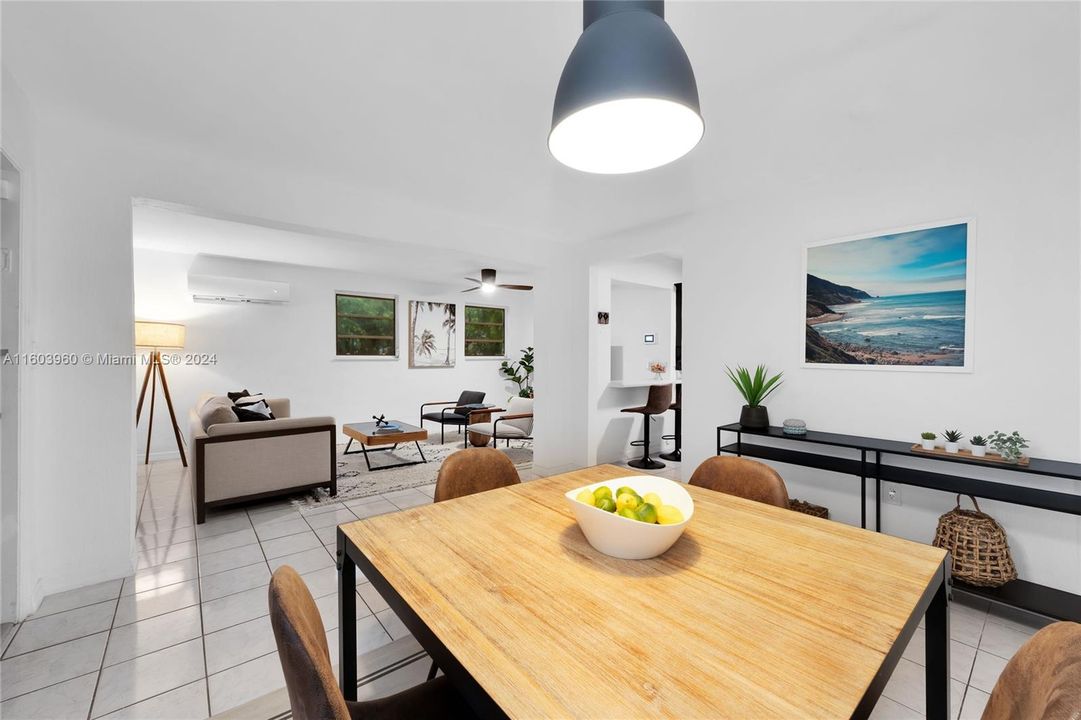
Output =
[{"x1": 188, "y1": 273, "x2": 290, "y2": 304}]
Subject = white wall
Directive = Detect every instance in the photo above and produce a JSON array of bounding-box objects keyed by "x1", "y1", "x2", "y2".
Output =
[
  {"x1": 610, "y1": 281, "x2": 673, "y2": 382},
  {"x1": 134, "y1": 249, "x2": 533, "y2": 456}
]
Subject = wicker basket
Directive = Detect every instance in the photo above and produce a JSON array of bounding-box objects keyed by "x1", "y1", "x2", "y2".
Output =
[
  {"x1": 932, "y1": 494, "x2": 1017, "y2": 587},
  {"x1": 789, "y1": 498, "x2": 829, "y2": 519}
]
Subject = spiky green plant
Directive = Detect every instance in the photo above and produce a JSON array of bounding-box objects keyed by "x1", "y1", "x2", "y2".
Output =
[
  {"x1": 943, "y1": 429, "x2": 964, "y2": 443},
  {"x1": 725, "y1": 365, "x2": 783, "y2": 408},
  {"x1": 970, "y1": 435, "x2": 987, "y2": 447}
]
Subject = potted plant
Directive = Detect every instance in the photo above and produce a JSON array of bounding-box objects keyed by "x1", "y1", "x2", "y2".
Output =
[
  {"x1": 499, "y1": 346, "x2": 534, "y2": 399},
  {"x1": 970, "y1": 435, "x2": 987, "y2": 457},
  {"x1": 725, "y1": 364, "x2": 783, "y2": 429},
  {"x1": 920, "y1": 432, "x2": 937, "y2": 451},
  {"x1": 943, "y1": 429, "x2": 964, "y2": 454},
  {"x1": 988, "y1": 431, "x2": 1029, "y2": 464}
]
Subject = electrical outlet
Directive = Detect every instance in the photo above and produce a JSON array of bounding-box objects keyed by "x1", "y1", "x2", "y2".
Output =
[{"x1": 884, "y1": 483, "x2": 902, "y2": 506}]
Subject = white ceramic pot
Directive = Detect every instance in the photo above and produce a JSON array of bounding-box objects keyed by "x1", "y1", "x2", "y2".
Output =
[
  {"x1": 921, "y1": 439, "x2": 936, "y2": 450},
  {"x1": 971, "y1": 445, "x2": 987, "y2": 457},
  {"x1": 565, "y1": 475, "x2": 694, "y2": 560},
  {"x1": 945, "y1": 442, "x2": 960, "y2": 454}
]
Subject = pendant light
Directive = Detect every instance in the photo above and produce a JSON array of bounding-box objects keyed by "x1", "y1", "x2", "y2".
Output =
[{"x1": 549, "y1": 0, "x2": 703, "y2": 174}]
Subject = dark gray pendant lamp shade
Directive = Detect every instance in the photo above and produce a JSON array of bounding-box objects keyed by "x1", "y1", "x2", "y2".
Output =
[{"x1": 549, "y1": 0, "x2": 703, "y2": 174}]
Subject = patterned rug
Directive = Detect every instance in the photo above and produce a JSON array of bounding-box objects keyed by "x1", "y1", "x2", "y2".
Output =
[{"x1": 291, "y1": 438, "x2": 533, "y2": 509}]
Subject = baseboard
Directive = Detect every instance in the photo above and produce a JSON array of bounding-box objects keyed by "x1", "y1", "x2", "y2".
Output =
[{"x1": 140, "y1": 449, "x2": 181, "y2": 462}]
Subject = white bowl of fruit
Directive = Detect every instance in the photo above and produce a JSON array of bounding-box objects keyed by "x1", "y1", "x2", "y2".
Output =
[{"x1": 564, "y1": 475, "x2": 693, "y2": 560}]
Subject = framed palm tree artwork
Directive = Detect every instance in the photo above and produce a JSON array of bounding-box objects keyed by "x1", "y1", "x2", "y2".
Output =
[{"x1": 408, "y1": 301, "x2": 456, "y2": 368}]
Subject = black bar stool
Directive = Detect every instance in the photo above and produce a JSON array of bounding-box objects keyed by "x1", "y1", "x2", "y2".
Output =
[
  {"x1": 660, "y1": 385, "x2": 682, "y2": 462},
  {"x1": 621, "y1": 384, "x2": 673, "y2": 470}
]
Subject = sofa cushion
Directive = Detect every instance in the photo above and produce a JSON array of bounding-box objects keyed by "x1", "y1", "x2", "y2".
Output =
[
  {"x1": 227, "y1": 389, "x2": 251, "y2": 402},
  {"x1": 233, "y1": 402, "x2": 274, "y2": 422},
  {"x1": 199, "y1": 396, "x2": 238, "y2": 429}
]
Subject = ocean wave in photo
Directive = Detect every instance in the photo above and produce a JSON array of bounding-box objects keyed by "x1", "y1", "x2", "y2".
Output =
[{"x1": 813, "y1": 290, "x2": 966, "y2": 361}]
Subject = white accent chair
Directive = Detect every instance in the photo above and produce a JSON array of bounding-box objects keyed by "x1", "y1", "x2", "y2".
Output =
[{"x1": 466, "y1": 397, "x2": 534, "y2": 447}]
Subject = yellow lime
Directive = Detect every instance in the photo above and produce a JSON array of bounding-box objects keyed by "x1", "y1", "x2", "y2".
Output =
[
  {"x1": 596, "y1": 497, "x2": 617, "y2": 513},
  {"x1": 635, "y1": 503, "x2": 658, "y2": 524},
  {"x1": 643, "y1": 492, "x2": 663, "y2": 509},
  {"x1": 576, "y1": 489, "x2": 596, "y2": 506},
  {"x1": 656, "y1": 505, "x2": 685, "y2": 525},
  {"x1": 616, "y1": 492, "x2": 640, "y2": 513},
  {"x1": 616, "y1": 486, "x2": 638, "y2": 499},
  {"x1": 618, "y1": 507, "x2": 638, "y2": 520},
  {"x1": 593, "y1": 486, "x2": 613, "y2": 501}
]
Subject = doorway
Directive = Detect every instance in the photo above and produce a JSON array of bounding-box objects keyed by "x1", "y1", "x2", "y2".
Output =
[{"x1": 1, "y1": 152, "x2": 22, "y2": 623}]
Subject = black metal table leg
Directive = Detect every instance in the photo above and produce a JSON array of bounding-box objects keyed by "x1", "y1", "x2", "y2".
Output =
[
  {"x1": 860, "y1": 450, "x2": 867, "y2": 530},
  {"x1": 337, "y1": 529, "x2": 357, "y2": 701},
  {"x1": 925, "y1": 562, "x2": 951, "y2": 720},
  {"x1": 875, "y1": 451, "x2": 882, "y2": 532},
  {"x1": 415, "y1": 441, "x2": 427, "y2": 462}
]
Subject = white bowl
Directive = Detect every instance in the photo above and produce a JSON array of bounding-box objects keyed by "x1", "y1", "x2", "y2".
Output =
[{"x1": 564, "y1": 475, "x2": 694, "y2": 560}]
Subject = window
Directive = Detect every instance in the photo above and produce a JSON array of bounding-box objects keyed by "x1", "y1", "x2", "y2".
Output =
[
  {"x1": 335, "y1": 293, "x2": 397, "y2": 357},
  {"x1": 464, "y1": 305, "x2": 505, "y2": 357}
]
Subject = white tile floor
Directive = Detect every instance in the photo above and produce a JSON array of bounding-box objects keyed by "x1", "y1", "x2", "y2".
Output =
[
  {"x1": 0, "y1": 456, "x2": 1057, "y2": 719},
  {"x1": 0, "y1": 458, "x2": 453, "y2": 719}
]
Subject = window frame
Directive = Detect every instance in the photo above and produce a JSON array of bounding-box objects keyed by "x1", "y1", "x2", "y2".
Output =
[
  {"x1": 463, "y1": 303, "x2": 507, "y2": 359},
  {"x1": 334, "y1": 291, "x2": 399, "y2": 360}
]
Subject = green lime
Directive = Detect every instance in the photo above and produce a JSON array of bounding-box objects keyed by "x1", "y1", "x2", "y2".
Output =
[
  {"x1": 618, "y1": 507, "x2": 638, "y2": 520},
  {"x1": 616, "y1": 486, "x2": 638, "y2": 499},
  {"x1": 635, "y1": 503, "x2": 658, "y2": 524},
  {"x1": 593, "y1": 486, "x2": 613, "y2": 501},
  {"x1": 596, "y1": 497, "x2": 617, "y2": 513}
]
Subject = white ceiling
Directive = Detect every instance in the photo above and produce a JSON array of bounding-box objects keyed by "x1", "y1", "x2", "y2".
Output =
[
  {"x1": 2, "y1": 1, "x2": 1029, "y2": 245},
  {"x1": 132, "y1": 201, "x2": 535, "y2": 287}
]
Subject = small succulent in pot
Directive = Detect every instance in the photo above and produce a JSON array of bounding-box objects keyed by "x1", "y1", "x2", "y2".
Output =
[
  {"x1": 970, "y1": 435, "x2": 987, "y2": 457},
  {"x1": 920, "y1": 431, "x2": 936, "y2": 450},
  {"x1": 988, "y1": 430, "x2": 1029, "y2": 464},
  {"x1": 943, "y1": 429, "x2": 964, "y2": 454}
]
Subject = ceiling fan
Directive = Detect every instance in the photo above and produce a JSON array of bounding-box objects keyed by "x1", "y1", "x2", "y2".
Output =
[{"x1": 462, "y1": 268, "x2": 533, "y2": 294}]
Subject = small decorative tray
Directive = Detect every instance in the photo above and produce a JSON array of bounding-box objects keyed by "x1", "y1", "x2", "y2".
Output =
[{"x1": 909, "y1": 444, "x2": 1029, "y2": 467}]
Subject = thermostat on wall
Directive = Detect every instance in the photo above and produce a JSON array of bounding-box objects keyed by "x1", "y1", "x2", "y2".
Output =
[{"x1": 644, "y1": 334, "x2": 655, "y2": 344}]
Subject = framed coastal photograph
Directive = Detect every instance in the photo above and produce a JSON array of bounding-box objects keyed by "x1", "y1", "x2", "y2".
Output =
[
  {"x1": 803, "y1": 220, "x2": 973, "y2": 371},
  {"x1": 408, "y1": 301, "x2": 456, "y2": 368}
]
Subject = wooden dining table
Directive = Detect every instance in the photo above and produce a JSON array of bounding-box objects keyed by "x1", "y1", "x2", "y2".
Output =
[{"x1": 336, "y1": 464, "x2": 950, "y2": 719}]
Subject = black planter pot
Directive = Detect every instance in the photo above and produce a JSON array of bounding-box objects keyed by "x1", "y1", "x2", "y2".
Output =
[{"x1": 739, "y1": 405, "x2": 769, "y2": 428}]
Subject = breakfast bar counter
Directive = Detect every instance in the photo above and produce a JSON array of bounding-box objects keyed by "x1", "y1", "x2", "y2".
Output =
[{"x1": 336, "y1": 464, "x2": 950, "y2": 719}]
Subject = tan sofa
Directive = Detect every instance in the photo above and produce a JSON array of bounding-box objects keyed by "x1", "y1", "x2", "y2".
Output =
[{"x1": 189, "y1": 394, "x2": 336, "y2": 523}]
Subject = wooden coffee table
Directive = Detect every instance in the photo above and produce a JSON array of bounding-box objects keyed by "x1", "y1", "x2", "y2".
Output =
[{"x1": 342, "y1": 421, "x2": 428, "y2": 472}]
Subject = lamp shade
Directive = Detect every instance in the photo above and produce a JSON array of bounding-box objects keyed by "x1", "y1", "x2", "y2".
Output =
[
  {"x1": 550, "y1": 2, "x2": 703, "y2": 174},
  {"x1": 135, "y1": 321, "x2": 186, "y2": 349}
]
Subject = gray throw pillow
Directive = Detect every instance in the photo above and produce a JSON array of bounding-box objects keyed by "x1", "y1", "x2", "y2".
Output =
[{"x1": 199, "y1": 397, "x2": 238, "y2": 430}]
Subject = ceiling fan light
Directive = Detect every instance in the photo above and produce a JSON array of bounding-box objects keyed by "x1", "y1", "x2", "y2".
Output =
[
  {"x1": 481, "y1": 282, "x2": 496, "y2": 294},
  {"x1": 550, "y1": 2, "x2": 703, "y2": 174}
]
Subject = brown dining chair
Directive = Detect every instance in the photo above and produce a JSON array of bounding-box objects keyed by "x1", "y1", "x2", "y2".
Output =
[
  {"x1": 268, "y1": 566, "x2": 473, "y2": 720},
  {"x1": 620, "y1": 383, "x2": 673, "y2": 470},
  {"x1": 434, "y1": 447, "x2": 521, "y2": 503},
  {"x1": 981, "y1": 621, "x2": 1081, "y2": 720},
  {"x1": 689, "y1": 456, "x2": 790, "y2": 509}
]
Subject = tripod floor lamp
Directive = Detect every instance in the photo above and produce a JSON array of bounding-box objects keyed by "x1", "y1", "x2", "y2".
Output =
[{"x1": 135, "y1": 321, "x2": 188, "y2": 467}]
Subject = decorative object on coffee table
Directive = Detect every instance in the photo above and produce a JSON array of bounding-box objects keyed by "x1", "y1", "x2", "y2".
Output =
[
  {"x1": 782, "y1": 419, "x2": 807, "y2": 436},
  {"x1": 920, "y1": 431, "x2": 937, "y2": 450},
  {"x1": 135, "y1": 321, "x2": 188, "y2": 466},
  {"x1": 943, "y1": 429, "x2": 964, "y2": 454},
  {"x1": 989, "y1": 430, "x2": 1029, "y2": 464},
  {"x1": 725, "y1": 364, "x2": 783, "y2": 429},
  {"x1": 933, "y1": 494, "x2": 1017, "y2": 587},
  {"x1": 970, "y1": 435, "x2": 987, "y2": 457},
  {"x1": 342, "y1": 420, "x2": 428, "y2": 472}
]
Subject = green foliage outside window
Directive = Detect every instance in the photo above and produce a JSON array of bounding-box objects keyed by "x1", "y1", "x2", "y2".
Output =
[
  {"x1": 464, "y1": 305, "x2": 505, "y2": 357},
  {"x1": 336, "y1": 294, "x2": 396, "y2": 356}
]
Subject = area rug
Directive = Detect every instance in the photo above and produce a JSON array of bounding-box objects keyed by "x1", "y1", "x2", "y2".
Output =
[{"x1": 292, "y1": 439, "x2": 532, "y2": 509}]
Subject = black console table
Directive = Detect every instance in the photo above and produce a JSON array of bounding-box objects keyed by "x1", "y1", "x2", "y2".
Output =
[{"x1": 717, "y1": 423, "x2": 1081, "y2": 622}]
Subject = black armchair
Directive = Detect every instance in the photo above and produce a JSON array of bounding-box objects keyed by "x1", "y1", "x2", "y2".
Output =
[{"x1": 419, "y1": 390, "x2": 486, "y2": 444}]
